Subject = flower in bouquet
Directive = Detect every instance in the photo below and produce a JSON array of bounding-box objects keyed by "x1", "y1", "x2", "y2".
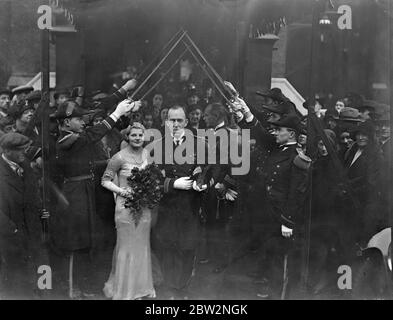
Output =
[{"x1": 124, "y1": 164, "x2": 164, "y2": 226}]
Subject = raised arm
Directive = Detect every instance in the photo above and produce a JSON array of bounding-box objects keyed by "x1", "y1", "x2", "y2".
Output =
[{"x1": 62, "y1": 100, "x2": 142, "y2": 152}]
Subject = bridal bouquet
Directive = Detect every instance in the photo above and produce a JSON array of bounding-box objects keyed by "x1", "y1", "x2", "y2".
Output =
[{"x1": 124, "y1": 164, "x2": 164, "y2": 226}]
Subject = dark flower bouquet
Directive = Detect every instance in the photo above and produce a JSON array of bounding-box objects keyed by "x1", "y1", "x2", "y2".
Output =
[{"x1": 124, "y1": 164, "x2": 164, "y2": 226}]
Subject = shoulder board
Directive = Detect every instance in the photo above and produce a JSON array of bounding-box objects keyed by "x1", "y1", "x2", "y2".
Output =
[
  {"x1": 58, "y1": 132, "x2": 80, "y2": 149},
  {"x1": 293, "y1": 148, "x2": 312, "y2": 170}
]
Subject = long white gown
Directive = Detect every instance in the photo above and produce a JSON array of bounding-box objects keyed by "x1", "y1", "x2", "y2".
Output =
[{"x1": 102, "y1": 148, "x2": 155, "y2": 300}]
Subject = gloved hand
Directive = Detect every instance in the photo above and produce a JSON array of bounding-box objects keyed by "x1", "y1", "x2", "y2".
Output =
[
  {"x1": 231, "y1": 96, "x2": 251, "y2": 116},
  {"x1": 281, "y1": 225, "x2": 293, "y2": 238},
  {"x1": 192, "y1": 181, "x2": 207, "y2": 192},
  {"x1": 173, "y1": 177, "x2": 193, "y2": 190},
  {"x1": 225, "y1": 188, "x2": 238, "y2": 201},
  {"x1": 122, "y1": 79, "x2": 138, "y2": 92},
  {"x1": 40, "y1": 209, "x2": 50, "y2": 219},
  {"x1": 113, "y1": 100, "x2": 142, "y2": 119}
]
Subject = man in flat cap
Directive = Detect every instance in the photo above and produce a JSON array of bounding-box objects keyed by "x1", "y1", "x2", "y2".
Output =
[
  {"x1": 0, "y1": 89, "x2": 11, "y2": 119},
  {"x1": 11, "y1": 85, "x2": 34, "y2": 105},
  {"x1": 0, "y1": 133, "x2": 48, "y2": 298},
  {"x1": 51, "y1": 97, "x2": 142, "y2": 298},
  {"x1": 230, "y1": 94, "x2": 311, "y2": 299}
]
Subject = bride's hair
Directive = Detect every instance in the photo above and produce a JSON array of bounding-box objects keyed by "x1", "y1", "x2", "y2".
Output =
[{"x1": 129, "y1": 122, "x2": 145, "y2": 132}]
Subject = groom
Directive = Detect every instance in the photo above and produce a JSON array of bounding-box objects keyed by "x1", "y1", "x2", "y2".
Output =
[{"x1": 152, "y1": 105, "x2": 215, "y2": 299}]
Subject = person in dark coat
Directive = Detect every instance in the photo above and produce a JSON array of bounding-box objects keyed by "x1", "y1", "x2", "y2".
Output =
[
  {"x1": 51, "y1": 97, "x2": 141, "y2": 298},
  {"x1": 308, "y1": 130, "x2": 345, "y2": 295},
  {"x1": 151, "y1": 105, "x2": 215, "y2": 299},
  {"x1": 201, "y1": 103, "x2": 238, "y2": 274},
  {"x1": 0, "y1": 133, "x2": 48, "y2": 298},
  {"x1": 343, "y1": 121, "x2": 384, "y2": 250}
]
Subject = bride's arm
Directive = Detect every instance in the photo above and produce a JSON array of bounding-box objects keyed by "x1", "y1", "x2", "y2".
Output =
[{"x1": 101, "y1": 154, "x2": 129, "y2": 197}]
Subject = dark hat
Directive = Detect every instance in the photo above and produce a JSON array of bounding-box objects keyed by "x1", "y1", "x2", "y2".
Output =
[
  {"x1": 11, "y1": 85, "x2": 34, "y2": 95},
  {"x1": 268, "y1": 114, "x2": 301, "y2": 132},
  {"x1": 0, "y1": 132, "x2": 31, "y2": 150},
  {"x1": 338, "y1": 107, "x2": 363, "y2": 122},
  {"x1": 262, "y1": 101, "x2": 293, "y2": 115},
  {"x1": 256, "y1": 88, "x2": 287, "y2": 103},
  {"x1": 52, "y1": 100, "x2": 92, "y2": 120},
  {"x1": 0, "y1": 89, "x2": 11, "y2": 96},
  {"x1": 8, "y1": 102, "x2": 35, "y2": 120},
  {"x1": 351, "y1": 121, "x2": 376, "y2": 138},
  {"x1": 25, "y1": 90, "x2": 42, "y2": 102},
  {"x1": 0, "y1": 116, "x2": 15, "y2": 129},
  {"x1": 317, "y1": 129, "x2": 337, "y2": 147}
]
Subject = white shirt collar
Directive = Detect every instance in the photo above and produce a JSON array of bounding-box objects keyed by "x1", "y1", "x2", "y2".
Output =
[
  {"x1": 350, "y1": 148, "x2": 363, "y2": 167},
  {"x1": 2, "y1": 153, "x2": 22, "y2": 174},
  {"x1": 214, "y1": 121, "x2": 225, "y2": 131},
  {"x1": 173, "y1": 130, "x2": 185, "y2": 145}
]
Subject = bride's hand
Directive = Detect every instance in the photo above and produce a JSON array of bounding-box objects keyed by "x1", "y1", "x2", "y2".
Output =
[{"x1": 119, "y1": 187, "x2": 132, "y2": 197}]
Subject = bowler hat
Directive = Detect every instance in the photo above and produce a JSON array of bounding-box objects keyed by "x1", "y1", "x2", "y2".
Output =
[
  {"x1": 0, "y1": 132, "x2": 31, "y2": 150},
  {"x1": 338, "y1": 107, "x2": 363, "y2": 122}
]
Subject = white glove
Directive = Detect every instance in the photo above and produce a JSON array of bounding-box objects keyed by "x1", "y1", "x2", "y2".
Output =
[
  {"x1": 113, "y1": 100, "x2": 142, "y2": 118},
  {"x1": 122, "y1": 79, "x2": 138, "y2": 92},
  {"x1": 192, "y1": 181, "x2": 207, "y2": 192},
  {"x1": 281, "y1": 225, "x2": 293, "y2": 238},
  {"x1": 231, "y1": 97, "x2": 251, "y2": 115},
  {"x1": 214, "y1": 183, "x2": 225, "y2": 192},
  {"x1": 225, "y1": 188, "x2": 238, "y2": 201},
  {"x1": 223, "y1": 81, "x2": 239, "y2": 96},
  {"x1": 173, "y1": 177, "x2": 193, "y2": 190}
]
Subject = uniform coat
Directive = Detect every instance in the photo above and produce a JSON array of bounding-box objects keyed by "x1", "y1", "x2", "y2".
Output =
[
  {"x1": 152, "y1": 132, "x2": 214, "y2": 290},
  {"x1": 51, "y1": 116, "x2": 118, "y2": 251}
]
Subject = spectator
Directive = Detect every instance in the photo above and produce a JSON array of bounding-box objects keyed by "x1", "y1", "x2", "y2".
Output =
[{"x1": 0, "y1": 89, "x2": 11, "y2": 119}]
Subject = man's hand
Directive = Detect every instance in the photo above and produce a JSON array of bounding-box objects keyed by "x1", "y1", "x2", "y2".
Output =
[
  {"x1": 122, "y1": 79, "x2": 138, "y2": 92},
  {"x1": 231, "y1": 97, "x2": 251, "y2": 115},
  {"x1": 192, "y1": 181, "x2": 207, "y2": 192},
  {"x1": 225, "y1": 188, "x2": 238, "y2": 201},
  {"x1": 223, "y1": 81, "x2": 239, "y2": 97},
  {"x1": 40, "y1": 209, "x2": 50, "y2": 219},
  {"x1": 281, "y1": 225, "x2": 293, "y2": 238},
  {"x1": 174, "y1": 177, "x2": 193, "y2": 190},
  {"x1": 113, "y1": 99, "x2": 142, "y2": 118}
]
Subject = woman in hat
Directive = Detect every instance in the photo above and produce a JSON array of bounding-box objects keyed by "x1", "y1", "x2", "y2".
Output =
[{"x1": 343, "y1": 122, "x2": 384, "y2": 251}]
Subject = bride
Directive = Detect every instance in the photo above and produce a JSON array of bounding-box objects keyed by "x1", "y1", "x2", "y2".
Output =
[{"x1": 101, "y1": 122, "x2": 155, "y2": 300}]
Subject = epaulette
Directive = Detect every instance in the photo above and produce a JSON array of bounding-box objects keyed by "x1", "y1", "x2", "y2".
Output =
[
  {"x1": 293, "y1": 148, "x2": 312, "y2": 170},
  {"x1": 58, "y1": 132, "x2": 80, "y2": 149}
]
